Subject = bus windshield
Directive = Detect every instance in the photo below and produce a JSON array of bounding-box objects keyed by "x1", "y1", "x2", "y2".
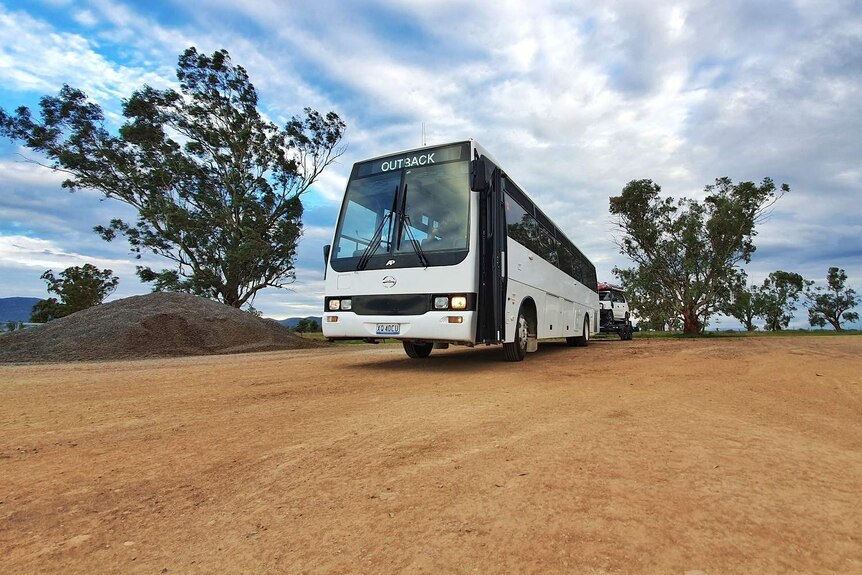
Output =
[{"x1": 331, "y1": 159, "x2": 470, "y2": 269}]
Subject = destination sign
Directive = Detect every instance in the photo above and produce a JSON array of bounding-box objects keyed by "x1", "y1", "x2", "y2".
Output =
[
  {"x1": 353, "y1": 143, "x2": 469, "y2": 178},
  {"x1": 380, "y1": 153, "x2": 436, "y2": 172}
]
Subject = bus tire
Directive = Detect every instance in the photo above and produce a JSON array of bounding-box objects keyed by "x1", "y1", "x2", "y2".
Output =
[
  {"x1": 403, "y1": 341, "x2": 433, "y2": 358},
  {"x1": 504, "y1": 308, "x2": 528, "y2": 362},
  {"x1": 572, "y1": 316, "x2": 590, "y2": 347}
]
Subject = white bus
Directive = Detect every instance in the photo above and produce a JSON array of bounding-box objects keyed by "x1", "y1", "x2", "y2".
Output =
[{"x1": 322, "y1": 140, "x2": 598, "y2": 361}]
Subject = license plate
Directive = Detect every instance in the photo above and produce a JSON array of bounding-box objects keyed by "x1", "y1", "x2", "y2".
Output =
[{"x1": 376, "y1": 323, "x2": 400, "y2": 335}]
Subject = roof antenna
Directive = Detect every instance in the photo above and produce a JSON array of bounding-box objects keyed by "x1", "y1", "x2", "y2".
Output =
[{"x1": 421, "y1": 122, "x2": 426, "y2": 146}]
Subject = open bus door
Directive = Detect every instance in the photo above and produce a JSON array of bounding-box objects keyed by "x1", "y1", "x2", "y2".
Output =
[{"x1": 472, "y1": 156, "x2": 507, "y2": 344}]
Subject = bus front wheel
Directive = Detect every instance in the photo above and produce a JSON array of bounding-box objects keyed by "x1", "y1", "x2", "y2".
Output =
[
  {"x1": 504, "y1": 309, "x2": 529, "y2": 362},
  {"x1": 403, "y1": 341, "x2": 433, "y2": 359}
]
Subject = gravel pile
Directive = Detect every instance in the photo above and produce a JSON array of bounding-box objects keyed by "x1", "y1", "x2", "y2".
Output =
[{"x1": 0, "y1": 292, "x2": 325, "y2": 363}]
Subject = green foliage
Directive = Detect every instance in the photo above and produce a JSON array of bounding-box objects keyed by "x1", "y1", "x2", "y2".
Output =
[
  {"x1": 244, "y1": 304, "x2": 263, "y2": 318},
  {"x1": 293, "y1": 318, "x2": 321, "y2": 334},
  {"x1": 30, "y1": 264, "x2": 119, "y2": 322},
  {"x1": 0, "y1": 47, "x2": 346, "y2": 308},
  {"x1": 722, "y1": 280, "x2": 760, "y2": 331},
  {"x1": 611, "y1": 271, "x2": 680, "y2": 331},
  {"x1": 757, "y1": 270, "x2": 806, "y2": 331},
  {"x1": 30, "y1": 298, "x2": 66, "y2": 323},
  {"x1": 630, "y1": 328, "x2": 860, "y2": 339},
  {"x1": 610, "y1": 177, "x2": 786, "y2": 335},
  {"x1": 805, "y1": 267, "x2": 859, "y2": 331}
]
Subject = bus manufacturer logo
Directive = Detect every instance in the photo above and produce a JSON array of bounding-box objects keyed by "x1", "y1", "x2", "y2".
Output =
[
  {"x1": 382, "y1": 276, "x2": 397, "y2": 288},
  {"x1": 386, "y1": 259, "x2": 395, "y2": 266}
]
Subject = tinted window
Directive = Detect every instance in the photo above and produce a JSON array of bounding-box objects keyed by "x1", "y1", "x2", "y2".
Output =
[
  {"x1": 559, "y1": 246, "x2": 575, "y2": 277},
  {"x1": 505, "y1": 194, "x2": 540, "y2": 253},
  {"x1": 503, "y1": 191, "x2": 597, "y2": 291},
  {"x1": 332, "y1": 158, "x2": 470, "y2": 268},
  {"x1": 396, "y1": 161, "x2": 470, "y2": 253},
  {"x1": 538, "y1": 227, "x2": 558, "y2": 265},
  {"x1": 332, "y1": 170, "x2": 400, "y2": 259}
]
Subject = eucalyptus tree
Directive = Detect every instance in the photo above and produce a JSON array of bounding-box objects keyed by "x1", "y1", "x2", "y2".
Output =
[
  {"x1": 722, "y1": 280, "x2": 760, "y2": 332},
  {"x1": 30, "y1": 264, "x2": 119, "y2": 322},
  {"x1": 757, "y1": 270, "x2": 806, "y2": 331},
  {"x1": 806, "y1": 267, "x2": 859, "y2": 331},
  {"x1": 610, "y1": 177, "x2": 786, "y2": 335},
  {"x1": 1, "y1": 47, "x2": 346, "y2": 308}
]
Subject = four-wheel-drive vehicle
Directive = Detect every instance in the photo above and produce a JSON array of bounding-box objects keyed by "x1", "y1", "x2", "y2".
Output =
[{"x1": 598, "y1": 282, "x2": 634, "y2": 340}]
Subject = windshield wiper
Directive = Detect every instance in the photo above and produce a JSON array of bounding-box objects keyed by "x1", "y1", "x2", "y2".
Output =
[
  {"x1": 395, "y1": 183, "x2": 429, "y2": 267},
  {"x1": 399, "y1": 213, "x2": 429, "y2": 267},
  {"x1": 357, "y1": 185, "x2": 399, "y2": 271},
  {"x1": 356, "y1": 211, "x2": 392, "y2": 271}
]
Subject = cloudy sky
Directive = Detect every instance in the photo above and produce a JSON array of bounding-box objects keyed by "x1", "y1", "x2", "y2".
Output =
[{"x1": 1, "y1": 0, "x2": 860, "y2": 328}]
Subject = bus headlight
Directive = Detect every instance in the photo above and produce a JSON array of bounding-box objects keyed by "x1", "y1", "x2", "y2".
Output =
[
  {"x1": 328, "y1": 298, "x2": 352, "y2": 311},
  {"x1": 434, "y1": 296, "x2": 449, "y2": 310},
  {"x1": 450, "y1": 296, "x2": 467, "y2": 310}
]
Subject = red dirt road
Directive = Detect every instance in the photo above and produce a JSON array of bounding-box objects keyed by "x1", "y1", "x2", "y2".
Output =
[{"x1": 1, "y1": 336, "x2": 861, "y2": 574}]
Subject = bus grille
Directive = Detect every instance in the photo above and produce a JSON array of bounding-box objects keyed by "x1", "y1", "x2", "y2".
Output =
[{"x1": 352, "y1": 294, "x2": 431, "y2": 316}]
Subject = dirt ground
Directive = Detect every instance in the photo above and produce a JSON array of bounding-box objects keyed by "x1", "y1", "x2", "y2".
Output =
[{"x1": 1, "y1": 336, "x2": 860, "y2": 574}]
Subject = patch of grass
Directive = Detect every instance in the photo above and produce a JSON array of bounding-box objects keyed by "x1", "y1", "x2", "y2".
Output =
[
  {"x1": 628, "y1": 329, "x2": 861, "y2": 339},
  {"x1": 291, "y1": 331, "x2": 326, "y2": 340},
  {"x1": 300, "y1": 328, "x2": 859, "y2": 344}
]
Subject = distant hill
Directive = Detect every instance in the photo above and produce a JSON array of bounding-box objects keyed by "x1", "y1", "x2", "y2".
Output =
[
  {"x1": 276, "y1": 316, "x2": 323, "y2": 329},
  {"x1": 0, "y1": 297, "x2": 42, "y2": 322}
]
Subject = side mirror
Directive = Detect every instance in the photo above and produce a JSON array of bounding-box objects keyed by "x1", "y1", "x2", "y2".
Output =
[
  {"x1": 470, "y1": 158, "x2": 491, "y2": 192},
  {"x1": 323, "y1": 244, "x2": 331, "y2": 265}
]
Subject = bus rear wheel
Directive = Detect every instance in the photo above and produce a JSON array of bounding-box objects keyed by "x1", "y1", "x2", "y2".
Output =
[
  {"x1": 504, "y1": 309, "x2": 529, "y2": 362},
  {"x1": 569, "y1": 316, "x2": 590, "y2": 347},
  {"x1": 403, "y1": 341, "x2": 433, "y2": 359}
]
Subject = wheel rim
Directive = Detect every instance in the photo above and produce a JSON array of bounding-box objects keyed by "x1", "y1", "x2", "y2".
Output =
[
  {"x1": 584, "y1": 319, "x2": 590, "y2": 342},
  {"x1": 517, "y1": 315, "x2": 528, "y2": 352}
]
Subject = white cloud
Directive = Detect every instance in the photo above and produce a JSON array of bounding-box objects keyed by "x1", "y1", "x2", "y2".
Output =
[
  {"x1": 0, "y1": 5, "x2": 175, "y2": 105},
  {"x1": 0, "y1": 154, "x2": 68, "y2": 188},
  {"x1": 307, "y1": 167, "x2": 349, "y2": 204},
  {"x1": 73, "y1": 9, "x2": 99, "y2": 28},
  {"x1": 0, "y1": 234, "x2": 135, "y2": 272}
]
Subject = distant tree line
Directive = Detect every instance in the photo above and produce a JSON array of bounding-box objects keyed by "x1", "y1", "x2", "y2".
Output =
[
  {"x1": 293, "y1": 318, "x2": 321, "y2": 334},
  {"x1": 722, "y1": 267, "x2": 859, "y2": 331},
  {"x1": 610, "y1": 178, "x2": 859, "y2": 333}
]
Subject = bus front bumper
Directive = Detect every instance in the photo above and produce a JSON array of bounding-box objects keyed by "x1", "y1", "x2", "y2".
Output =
[{"x1": 322, "y1": 311, "x2": 476, "y2": 343}]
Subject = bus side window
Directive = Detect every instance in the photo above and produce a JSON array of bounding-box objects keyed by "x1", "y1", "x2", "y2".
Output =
[
  {"x1": 559, "y1": 246, "x2": 575, "y2": 278},
  {"x1": 539, "y1": 227, "x2": 558, "y2": 266},
  {"x1": 505, "y1": 195, "x2": 535, "y2": 250}
]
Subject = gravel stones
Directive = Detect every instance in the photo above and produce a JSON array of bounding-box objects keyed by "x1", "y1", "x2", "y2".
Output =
[{"x1": 0, "y1": 292, "x2": 324, "y2": 363}]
